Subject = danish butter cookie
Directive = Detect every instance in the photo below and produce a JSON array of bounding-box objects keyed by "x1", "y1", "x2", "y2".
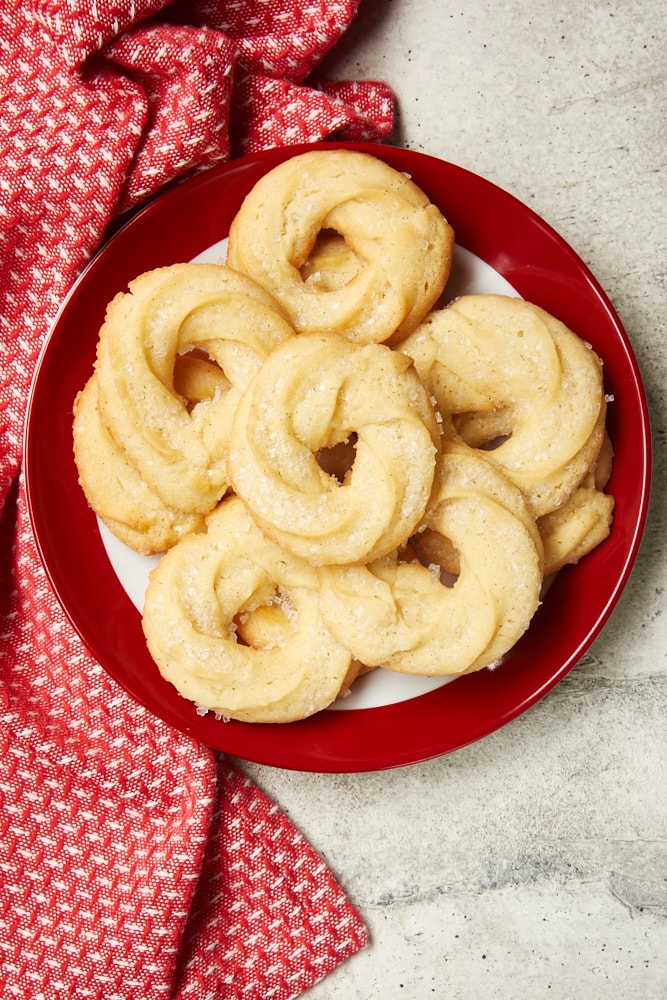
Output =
[
  {"x1": 142, "y1": 497, "x2": 352, "y2": 723},
  {"x1": 78, "y1": 263, "x2": 295, "y2": 551},
  {"x1": 227, "y1": 332, "x2": 441, "y2": 565},
  {"x1": 226, "y1": 149, "x2": 454, "y2": 344},
  {"x1": 319, "y1": 442, "x2": 543, "y2": 675},
  {"x1": 401, "y1": 295, "x2": 607, "y2": 517}
]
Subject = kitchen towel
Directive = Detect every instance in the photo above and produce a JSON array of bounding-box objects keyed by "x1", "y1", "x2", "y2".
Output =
[{"x1": 0, "y1": 2, "x2": 393, "y2": 997}]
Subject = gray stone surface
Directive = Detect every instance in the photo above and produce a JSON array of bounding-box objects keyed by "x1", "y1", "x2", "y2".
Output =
[{"x1": 232, "y1": 2, "x2": 666, "y2": 996}]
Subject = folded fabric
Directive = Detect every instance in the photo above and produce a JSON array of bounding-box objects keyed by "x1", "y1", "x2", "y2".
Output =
[{"x1": 0, "y1": 2, "x2": 393, "y2": 997}]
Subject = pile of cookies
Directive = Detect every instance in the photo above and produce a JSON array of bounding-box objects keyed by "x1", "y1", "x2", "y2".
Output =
[{"x1": 73, "y1": 149, "x2": 614, "y2": 724}]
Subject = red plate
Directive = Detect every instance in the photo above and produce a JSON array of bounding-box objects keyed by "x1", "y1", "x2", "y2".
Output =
[{"x1": 24, "y1": 142, "x2": 651, "y2": 772}]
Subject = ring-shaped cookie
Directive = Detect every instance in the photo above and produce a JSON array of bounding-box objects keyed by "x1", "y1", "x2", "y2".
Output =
[
  {"x1": 227, "y1": 332, "x2": 441, "y2": 565},
  {"x1": 142, "y1": 497, "x2": 353, "y2": 723},
  {"x1": 226, "y1": 149, "x2": 454, "y2": 344},
  {"x1": 400, "y1": 294, "x2": 607, "y2": 517},
  {"x1": 319, "y1": 442, "x2": 544, "y2": 675},
  {"x1": 92, "y1": 263, "x2": 295, "y2": 516}
]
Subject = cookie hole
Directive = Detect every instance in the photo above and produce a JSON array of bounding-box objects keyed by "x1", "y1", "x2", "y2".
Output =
[
  {"x1": 174, "y1": 350, "x2": 230, "y2": 411},
  {"x1": 316, "y1": 433, "x2": 358, "y2": 483},
  {"x1": 300, "y1": 229, "x2": 362, "y2": 291},
  {"x1": 453, "y1": 408, "x2": 512, "y2": 451},
  {"x1": 234, "y1": 592, "x2": 297, "y2": 650},
  {"x1": 409, "y1": 530, "x2": 460, "y2": 588}
]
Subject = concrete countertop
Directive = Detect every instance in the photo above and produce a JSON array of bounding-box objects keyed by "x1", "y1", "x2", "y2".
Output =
[{"x1": 233, "y1": 2, "x2": 666, "y2": 996}]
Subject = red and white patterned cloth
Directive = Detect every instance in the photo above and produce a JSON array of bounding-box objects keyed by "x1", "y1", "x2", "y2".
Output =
[{"x1": 0, "y1": 2, "x2": 393, "y2": 997}]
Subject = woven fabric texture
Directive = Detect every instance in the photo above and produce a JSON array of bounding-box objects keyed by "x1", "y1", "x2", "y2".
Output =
[{"x1": 0, "y1": 2, "x2": 393, "y2": 997}]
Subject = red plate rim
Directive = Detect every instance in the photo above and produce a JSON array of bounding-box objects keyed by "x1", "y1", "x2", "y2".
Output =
[{"x1": 24, "y1": 141, "x2": 652, "y2": 772}]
